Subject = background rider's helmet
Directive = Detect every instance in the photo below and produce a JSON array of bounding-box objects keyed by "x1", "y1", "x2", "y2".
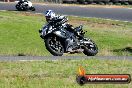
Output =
[{"x1": 45, "y1": 10, "x2": 55, "y2": 22}]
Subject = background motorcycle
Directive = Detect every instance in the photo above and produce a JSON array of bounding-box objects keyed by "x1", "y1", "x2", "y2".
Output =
[
  {"x1": 15, "y1": 0, "x2": 35, "y2": 11},
  {"x1": 39, "y1": 22, "x2": 98, "y2": 56}
]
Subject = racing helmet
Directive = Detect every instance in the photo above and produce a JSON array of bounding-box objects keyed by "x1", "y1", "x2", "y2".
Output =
[{"x1": 45, "y1": 10, "x2": 55, "y2": 22}]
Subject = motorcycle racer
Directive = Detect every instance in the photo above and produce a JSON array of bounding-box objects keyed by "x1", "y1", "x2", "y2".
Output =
[
  {"x1": 45, "y1": 10, "x2": 75, "y2": 31},
  {"x1": 38, "y1": 10, "x2": 98, "y2": 56},
  {"x1": 44, "y1": 10, "x2": 79, "y2": 52},
  {"x1": 16, "y1": 0, "x2": 35, "y2": 11}
]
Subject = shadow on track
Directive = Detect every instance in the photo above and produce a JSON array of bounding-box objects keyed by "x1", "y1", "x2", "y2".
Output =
[{"x1": 112, "y1": 47, "x2": 132, "y2": 53}]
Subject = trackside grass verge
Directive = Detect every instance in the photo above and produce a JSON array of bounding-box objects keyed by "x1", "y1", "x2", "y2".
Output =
[
  {"x1": 0, "y1": 11, "x2": 131, "y2": 56},
  {"x1": 0, "y1": 59, "x2": 132, "y2": 88}
]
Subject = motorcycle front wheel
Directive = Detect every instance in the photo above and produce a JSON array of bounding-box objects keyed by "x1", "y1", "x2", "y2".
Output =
[
  {"x1": 30, "y1": 7, "x2": 35, "y2": 11},
  {"x1": 83, "y1": 39, "x2": 98, "y2": 56},
  {"x1": 45, "y1": 36, "x2": 64, "y2": 56}
]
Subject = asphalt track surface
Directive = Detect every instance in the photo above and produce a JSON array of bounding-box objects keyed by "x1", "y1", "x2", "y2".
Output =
[
  {"x1": 0, "y1": 2, "x2": 132, "y2": 60},
  {"x1": 0, "y1": 2, "x2": 132, "y2": 22}
]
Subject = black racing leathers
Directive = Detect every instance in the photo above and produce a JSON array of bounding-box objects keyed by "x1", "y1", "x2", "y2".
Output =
[{"x1": 47, "y1": 15, "x2": 68, "y2": 27}]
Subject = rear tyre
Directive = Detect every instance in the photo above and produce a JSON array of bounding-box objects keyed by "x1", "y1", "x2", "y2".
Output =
[
  {"x1": 45, "y1": 36, "x2": 64, "y2": 56},
  {"x1": 15, "y1": 4, "x2": 21, "y2": 11}
]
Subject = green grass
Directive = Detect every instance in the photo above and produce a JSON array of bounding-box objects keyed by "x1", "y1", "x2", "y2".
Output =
[
  {"x1": 0, "y1": 59, "x2": 132, "y2": 88},
  {"x1": 0, "y1": 11, "x2": 50, "y2": 56},
  {"x1": 0, "y1": 11, "x2": 131, "y2": 56}
]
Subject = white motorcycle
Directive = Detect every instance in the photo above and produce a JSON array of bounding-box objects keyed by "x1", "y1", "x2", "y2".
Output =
[{"x1": 15, "y1": 0, "x2": 35, "y2": 11}]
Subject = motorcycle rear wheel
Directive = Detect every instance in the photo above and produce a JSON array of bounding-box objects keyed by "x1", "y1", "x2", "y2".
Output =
[
  {"x1": 45, "y1": 36, "x2": 64, "y2": 56},
  {"x1": 15, "y1": 4, "x2": 21, "y2": 11}
]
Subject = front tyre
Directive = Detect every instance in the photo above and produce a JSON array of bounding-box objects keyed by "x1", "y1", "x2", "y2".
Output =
[
  {"x1": 83, "y1": 40, "x2": 98, "y2": 56},
  {"x1": 30, "y1": 7, "x2": 35, "y2": 11},
  {"x1": 45, "y1": 36, "x2": 64, "y2": 56}
]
